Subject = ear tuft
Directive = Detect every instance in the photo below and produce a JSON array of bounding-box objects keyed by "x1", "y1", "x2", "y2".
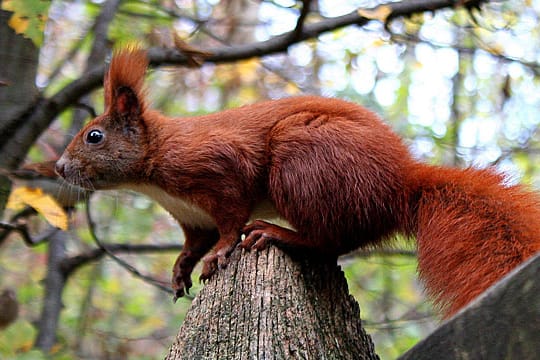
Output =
[{"x1": 104, "y1": 46, "x2": 149, "y2": 115}]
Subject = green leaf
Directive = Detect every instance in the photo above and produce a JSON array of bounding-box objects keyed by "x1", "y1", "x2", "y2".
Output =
[
  {"x1": 1, "y1": 0, "x2": 51, "y2": 46},
  {"x1": 0, "y1": 321, "x2": 38, "y2": 357}
]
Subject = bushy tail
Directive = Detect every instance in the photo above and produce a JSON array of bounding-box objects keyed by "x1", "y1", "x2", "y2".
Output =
[{"x1": 410, "y1": 164, "x2": 540, "y2": 318}]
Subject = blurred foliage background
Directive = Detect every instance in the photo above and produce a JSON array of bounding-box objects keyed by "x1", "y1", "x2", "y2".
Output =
[{"x1": 1, "y1": 0, "x2": 539, "y2": 359}]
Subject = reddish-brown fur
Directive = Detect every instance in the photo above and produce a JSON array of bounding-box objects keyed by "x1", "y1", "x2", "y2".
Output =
[{"x1": 56, "y1": 48, "x2": 540, "y2": 317}]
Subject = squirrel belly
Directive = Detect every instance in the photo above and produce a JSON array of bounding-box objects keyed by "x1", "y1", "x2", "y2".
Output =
[
  {"x1": 124, "y1": 184, "x2": 217, "y2": 229},
  {"x1": 125, "y1": 183, "x2": 293, "y2": 232},
  {"x1": 55, "y1": 47, "x2": 540, "y2": 318}
]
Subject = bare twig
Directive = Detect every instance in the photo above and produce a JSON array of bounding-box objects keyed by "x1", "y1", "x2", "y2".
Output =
[
  {"x1": 0, "y1": 206, "x2": 36, "y2": 245},
  {"x1": 291, "y1": 0, "x2": 312, "y2": 41},
  {"x1": 46, "y1": 0, "x2": 122, "y2": 87},
  {"x1": 61, "y1": 242, "x2": 183, "y2": 277},
  {"x1": 363, "y1": 310, "x2": 435, "y2": 330},
  {"x1": 45, "y1": 32, "x2": 92, "y2": 87},
  {"x1": 84, "y1": 197, "x2": 179, "y2": 296},
  {"x1": 339, "y1": 248, "x2": 417, "y2": 263},
  {"x1": 388, "y1": 31, "x2": 540, "y2": 74},
  {"x1": 0, "y1": 221, "x2": 58, "y2": 247},
  {"x1": 73, "y1": 102, "x2": 97, "y2": 118}
]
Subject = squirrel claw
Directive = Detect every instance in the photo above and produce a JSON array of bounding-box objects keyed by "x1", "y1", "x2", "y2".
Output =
[
  {"x1": 172, "y1": 283, "x2": 189, "y2": 302},
  {"x1": 171, "y1": 266, "x2": 192, "y2": 302},
  {"x1": 200, "y1": 254, "x2": 218, "y2": 282},
  {"x1": 216, "y1": 248, "x2": 230, "y2": 269},
  {"x1": 177, "y1": 286, "x2": 190, "y2": 299},
  {"x1": 173, "y1": 284, "x2": 190, "y2": 302},
  {"x1": 241, "y1": 231, "x2": 272, "y2": 250},
  {"x1": 241, "y1": 220, "x2": 276, "y2": 251},
  {"x1": 200, "y1": 248, "x2": 231, "y2": 281}
]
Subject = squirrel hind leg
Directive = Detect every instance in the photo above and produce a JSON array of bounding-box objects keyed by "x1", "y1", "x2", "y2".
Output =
[
  {"x1": 241, "y1": 220, "x2": 339, "y2": 262},
  {"x1": 242, "y1": 220, "x2": 317, "y2": 250}
]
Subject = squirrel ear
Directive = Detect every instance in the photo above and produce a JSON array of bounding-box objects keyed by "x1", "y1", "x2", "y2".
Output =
[
  {"x1": 104, "y1": 47, "x2": 148, "y2": 117},
  {"x1": 112, "y1": 86, "x2": 141, "y2": 117}
]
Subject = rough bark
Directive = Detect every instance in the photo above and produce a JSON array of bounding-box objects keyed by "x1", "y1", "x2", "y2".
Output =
[
  {"x1": 34, "y1": 231, "x2": 68, "y2": 352},
  {"x1": 166, "y1": 246, "x2": 379, "y2": 360},
  {"x1": 398, "y1": 252, "x2": 540, "y2": 360},
  {"x1": 0, "y1": 5, "x2": 39, "y2": 214},
  {"x1": 0, "y1": 7, "x2": 39, "y2": 127}
]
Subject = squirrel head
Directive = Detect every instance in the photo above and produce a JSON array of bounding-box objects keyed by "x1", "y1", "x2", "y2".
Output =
[{"x1": 56, "y1": 47, "x2": 152, "y2": 189}]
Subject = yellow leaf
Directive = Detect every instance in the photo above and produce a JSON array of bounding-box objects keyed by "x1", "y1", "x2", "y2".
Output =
[
  {"x1": 7, "y1": 187, "x2": 68, "y2": 230},
  {"x1": 8, "y1": 15, "x2": 28, "y2": 34},
  {"x1": 1, "y1": 0, "x2": 15, "y2": 11},
  {"x1": 237, "y1": 59, "x2": 260, "y2": 82},
  {"x1": 371, "y1": 38, "x2": 387, "y2": 48},
  {"x1": 486, "y1": 44, "x2": 504, "y2": 56},
  {"x1": 285, "y1": 82, "x2": 301, "y2": 95},
  {"x1": 19, "y1": 339, "x2": 34, "y2": 352},
  {"x1": 358, "y1": 5, "x2": 392, "y2": 22},
  {"x1": 50, "y1": 343, "x2": 63, "y2": 354},
  {"x1": 238, "y1": 87, "x2": 258, "y2": 103}
]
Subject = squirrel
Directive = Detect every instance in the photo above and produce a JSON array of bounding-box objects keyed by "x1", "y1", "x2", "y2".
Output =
[{"x1": 55, "y1": 47, "x2": 540, "y2": 318}]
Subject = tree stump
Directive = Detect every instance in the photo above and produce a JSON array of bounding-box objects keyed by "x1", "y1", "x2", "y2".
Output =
[{"x1": 166, "y1": 246, "x2": 379, "y2": 360}]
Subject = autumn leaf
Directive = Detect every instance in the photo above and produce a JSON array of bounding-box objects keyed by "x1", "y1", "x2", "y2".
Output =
[
  {"x1": 370, "y1": 38, "x2": 387, "y2": 48},
  {"x1": 1, "y1": 0, "x2": 51, "y2": 46},
  {"x1": 285, "y1": 82, "x2": 301, "y2": 95},
  {"x1": 237, "y1": 58, "x2": 260, "y2": 82},
  {"x1": 8, "y1": 14, "x2": 29, "y2": 34},
  {"x1": 6, "y1": 187, "x2": 68, "y2": 230},
  {"x1": 358, "y1": 5, "x2": 392, "y2": 23}
]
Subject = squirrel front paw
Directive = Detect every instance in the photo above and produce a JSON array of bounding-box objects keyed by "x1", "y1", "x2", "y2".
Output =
[
  {"x1": 172, "y1": 266, "x2": 193, "y2": 302},
  {"x1": 200, "y1": 254, "x2": 218, "y2": 282},
  {"x1": 200, "y1": 248, "x2": 230, "y2": 282}
]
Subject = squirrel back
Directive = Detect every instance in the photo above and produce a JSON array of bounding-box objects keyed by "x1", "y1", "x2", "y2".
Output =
[
  {"x1": 251, "y1": 107, "x2": 540, "y2": 318},
  {"x1": 56, "y1": 47, "x2": 540, "y2": 318}
]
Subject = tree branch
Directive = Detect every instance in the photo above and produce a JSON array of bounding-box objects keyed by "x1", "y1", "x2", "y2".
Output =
[
  {"x1": 389, "y1": 31, "x2": 540, "y2": 75},
  {"x1": 61, "y1": 242, "x2": 183, "y2": 277},
  {"x1": 291, "y1": 0, "x2": 312, "y2": 41},
  {"x1": 0, "y1": 221, "x2": 58, "y2": 247},
  {"x1": 66, "y1": 0, "x2": 122, "y2": 148},
  {"x1": 0, "y1": 0, "x2": 491, "y2": 168},
  {"x1": 84, "y1": 197, "x2": 179, "y2": 295}
]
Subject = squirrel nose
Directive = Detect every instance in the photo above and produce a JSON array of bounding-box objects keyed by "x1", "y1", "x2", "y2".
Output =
[{"x1": 55, "y1": 159, "x2": 66, "y2": 178}]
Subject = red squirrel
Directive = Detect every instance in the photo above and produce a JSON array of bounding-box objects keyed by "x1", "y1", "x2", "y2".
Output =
[{"x1": 55, "y1": 48, "x2": 540, "y2": 318}]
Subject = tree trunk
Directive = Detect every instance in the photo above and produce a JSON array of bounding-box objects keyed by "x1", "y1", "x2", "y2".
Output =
[
  {"x1": 34, "y1": 231, "x2": 68, "y2": 352},
  {"x1": 0, "y1": 6, "x2": 39, "y2": 128},
  {"x1": 0, "y1": 5, "x2": 39, "y2": 215},
  {"x1": 166, "y1": 246, "x2": 379, "y2": 360}
]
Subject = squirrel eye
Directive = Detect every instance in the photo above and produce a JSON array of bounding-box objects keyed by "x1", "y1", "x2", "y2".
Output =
[{"x1": 86, "y1": 129, "x2": 104, "y2": 144}]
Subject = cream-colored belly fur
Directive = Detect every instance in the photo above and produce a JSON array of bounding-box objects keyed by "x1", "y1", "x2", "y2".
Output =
[{"x1": 126, "y1": 184, "x2": 293, "y2": 230}]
